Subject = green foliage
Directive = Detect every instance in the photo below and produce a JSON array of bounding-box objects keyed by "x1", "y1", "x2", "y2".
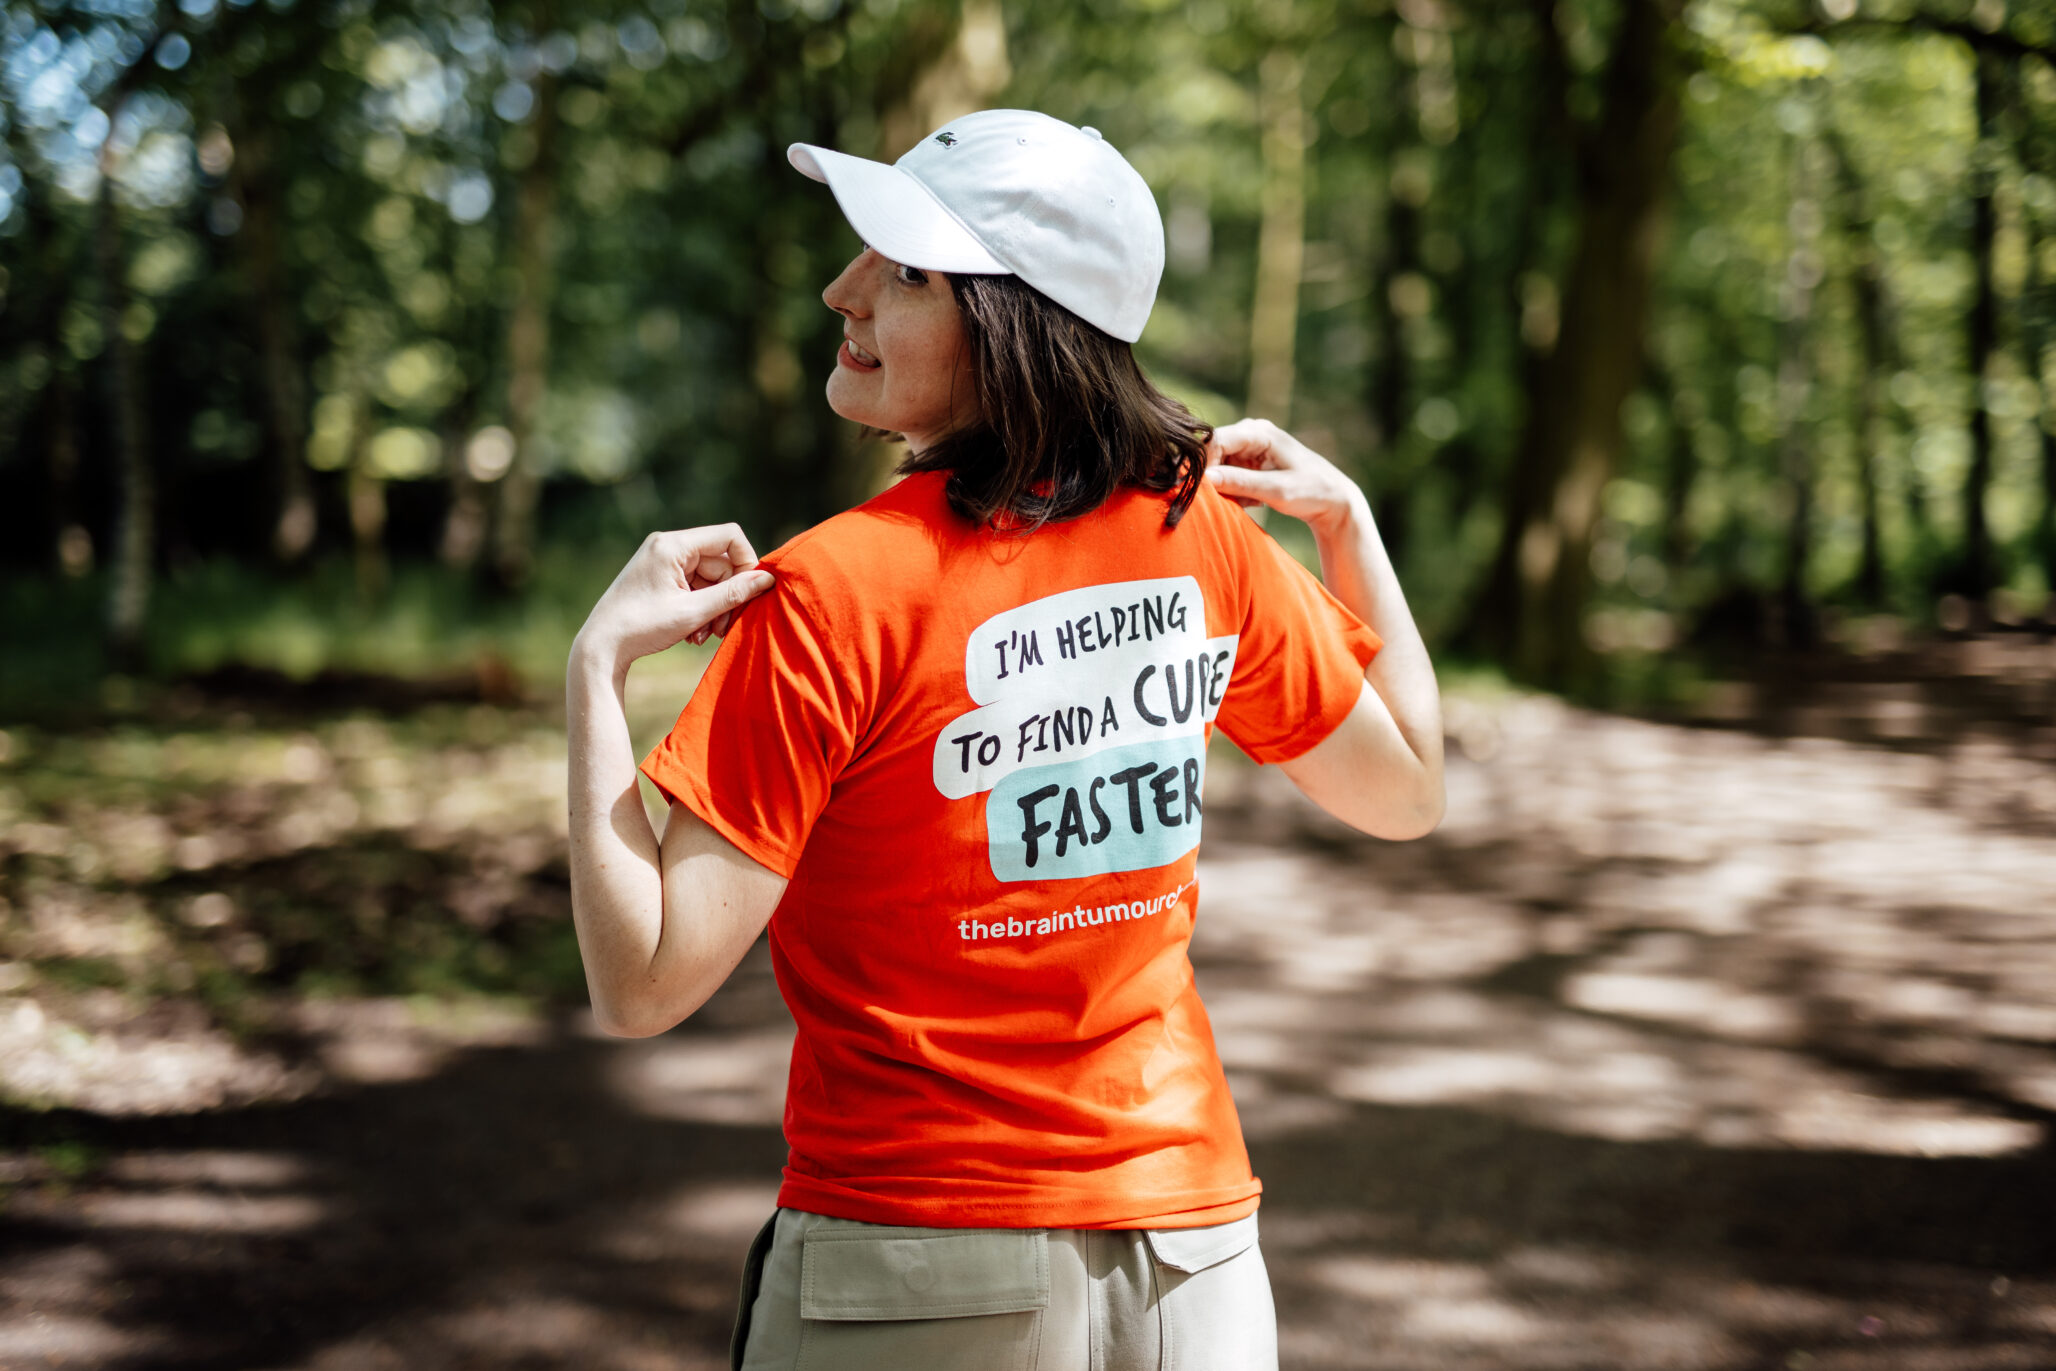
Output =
[{"x1": 2, "y1": 0, "x2": 2055, "y2": 693}]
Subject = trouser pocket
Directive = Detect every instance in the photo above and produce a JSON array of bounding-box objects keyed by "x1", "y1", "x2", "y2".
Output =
[
  {"x1": 794, "y1": 1226, "x2": 1049, "y2": 1371},
  {"x1": 1143, "y1": 1215, "x2": 1276, "y2": 1371}
]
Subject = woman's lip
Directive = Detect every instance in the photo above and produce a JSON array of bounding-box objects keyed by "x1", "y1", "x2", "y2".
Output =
[{"x1": 839, "y1": 339, "x2": 881, "y2": 371}]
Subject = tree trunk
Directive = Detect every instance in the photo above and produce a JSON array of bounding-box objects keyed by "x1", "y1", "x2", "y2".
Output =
[
  {"x1": 1246, "y1": 49, "x2": 1307, "y2": 426},
  {"x1": 2037, "y1": 400, "x2": 2056, "y2": 599},
  {"x1": 1371, "y1": 9, "x2": 1425, "y2": 563},
  {"x1": 1648, "y1": 357, "x2": 1695, "y2": 576},
  {"x1": 349, "y1": 460, "x2": 387, "y2": 605},
  {"x1": 493, "y1": 61, "x2": 559, "y2": 590},
  {"x1": 1776, "y1": 132, "x2": 1824, "y2": 649},
  {"x1": 98, "y1": 146, "x2": 152, "y2": 670},
  {"x1": 876, "y1": 0, "x2": 1011, "y2": 159},
  {"x1": 1372, "y1": 173, "x2": 1419, "y2": 559},
  {"x1": 47, "y1": 364, "x2": 88, "y2": 576},
  {"x1": 1853, "y1": 264, "x2": 1888, "y2": 609},
  {"x1": 1958, "y1": 49, "x2": 2005, "y2": 604},
  {"x1": 1468, "y1": 0, "x2": 1683, "y2": 688},
  {"x1": 440, "y1": 410, "x2": 489, "y2": 571},
  {"x1": 14, "y1": 137, "x2": 89, "y2": 577},
  {"x1": 234, "y1": 124, "x2": 315, "y2": 563},
  {"x1": 1831, "y1": 131, "x2": 1890, "y2": 608}
]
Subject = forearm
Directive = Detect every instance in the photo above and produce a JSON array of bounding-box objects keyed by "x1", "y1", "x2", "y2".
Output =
[
  {"x1": 1310, "y1": 494, "x2": 1445, "y2": 782},
  {"x1": 564, "y1": 637, "x2": 666, "y2": 1032}
]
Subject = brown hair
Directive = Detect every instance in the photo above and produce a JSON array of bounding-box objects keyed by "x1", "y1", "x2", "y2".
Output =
[{"x1": 894, "y1": 273, "x2": 1210, "y2": 531}]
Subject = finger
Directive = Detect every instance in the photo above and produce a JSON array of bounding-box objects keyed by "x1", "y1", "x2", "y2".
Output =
[
  {"x1": 708, "y1": 609, "x2": 734, "y2": 638},
  {"x1": 1206, "y1": 463, "x2": 1291, "y2": 505},
  {"x1": 688, "y1": 555, "x2": 735, "y2": 591},
  {"x1": 675, "y1": 522, "x2": 760, "y2": 574},
  {"x1": 1210, "y1": 418, "x2": 1285, "y2": 469},
  {"x1": 702, "y1": 568, "x2": 773, "y2": 618}
]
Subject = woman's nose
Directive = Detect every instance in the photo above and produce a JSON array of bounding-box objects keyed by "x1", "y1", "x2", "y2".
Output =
[{"x1": 822, "y1": 250, "x2": 873, "y2": 319}]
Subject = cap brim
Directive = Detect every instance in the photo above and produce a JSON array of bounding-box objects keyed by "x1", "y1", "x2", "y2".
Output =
[{"x1": 789, "y1": 143, "x2": 1008, "y2": 275}]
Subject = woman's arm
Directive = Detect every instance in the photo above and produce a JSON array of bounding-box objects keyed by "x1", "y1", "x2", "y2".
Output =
[
  {"x1": 1205, "y1": 420, "x2": 1446, "y2": 840},
  {"x1": 566, "y1": 525, "x2": 789, "y2": 1038}
]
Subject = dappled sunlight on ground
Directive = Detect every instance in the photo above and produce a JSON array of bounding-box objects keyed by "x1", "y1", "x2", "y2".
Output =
[{"x1": 2, "y1": 670, "x2": 2054, "y2": 1367}]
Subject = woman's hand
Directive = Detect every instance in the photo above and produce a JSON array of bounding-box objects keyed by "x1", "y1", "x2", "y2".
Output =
[
  {"x1": 571, "y1": 524, "x2": 775, "y2": 673},
  {"x1": 1205, "y1": 418, "x2": 1445, "y2": 840},
  {"x1": 1204, "y1": 418, "x2": 1369, "y2": 540}
]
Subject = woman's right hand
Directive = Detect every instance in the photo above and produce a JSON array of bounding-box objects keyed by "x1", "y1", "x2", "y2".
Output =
[{"x1": 571, "y1": 524, "x2": 775, "y2": 672}]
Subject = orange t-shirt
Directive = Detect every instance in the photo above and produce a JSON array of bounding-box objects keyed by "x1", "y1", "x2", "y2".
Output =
[{"x1": 640, "y1": 472, "x2": 1379, "y2": 1229}]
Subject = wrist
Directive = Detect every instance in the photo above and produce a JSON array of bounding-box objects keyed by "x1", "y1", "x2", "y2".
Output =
[
  {"x1": 568, "y1": 627, "x2": 631, "y2": 687},
  {"x1": 1306, "y1": 484, "x2": 1372, "y2": 544}
]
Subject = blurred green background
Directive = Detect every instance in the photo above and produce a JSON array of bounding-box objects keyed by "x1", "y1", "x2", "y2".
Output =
[{"x1": 7, "y1": 0, "x2": 2055, "y2": 706}]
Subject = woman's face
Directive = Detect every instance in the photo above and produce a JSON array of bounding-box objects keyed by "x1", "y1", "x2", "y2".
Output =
[{"x1": 821, "y1": 247, "x2": 976, "y2": 452}]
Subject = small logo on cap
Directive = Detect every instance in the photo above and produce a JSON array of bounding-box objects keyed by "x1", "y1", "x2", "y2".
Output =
[{"x1": 934, "y1": 131, "x2": 958, "y2": 146}]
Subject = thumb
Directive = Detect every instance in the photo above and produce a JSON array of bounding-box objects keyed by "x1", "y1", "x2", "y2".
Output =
[
  {"x1": 686, "y1": 569, "x2": 774, "y2": 645},
  {"x1": 717, "y1": 568, "x2": 774, "y2": 609}
]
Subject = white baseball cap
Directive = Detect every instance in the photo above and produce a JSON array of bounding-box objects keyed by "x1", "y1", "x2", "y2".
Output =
[{"x1": 787, "y1": 109, "x2": 1164, "y2": 344}]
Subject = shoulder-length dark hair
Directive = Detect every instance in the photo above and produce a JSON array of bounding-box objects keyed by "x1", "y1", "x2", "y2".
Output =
[{"x1": 894, "y1": 273, "x2": 1210, "y2": 532}]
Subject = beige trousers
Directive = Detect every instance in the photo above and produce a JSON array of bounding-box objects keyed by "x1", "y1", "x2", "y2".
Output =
[{"x1": 732, "y1": 1208, "x2": 1277, "y2": 1371}]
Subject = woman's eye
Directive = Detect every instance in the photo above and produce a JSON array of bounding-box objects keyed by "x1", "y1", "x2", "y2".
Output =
[{"x1": 894, "y1": 262, "x2": 929, "y2": 287}]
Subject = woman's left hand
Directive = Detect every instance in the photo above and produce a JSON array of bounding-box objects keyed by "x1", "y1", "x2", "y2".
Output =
[
  {"x1": 1204, "y1": 418, "x2": 1369, "y2": 541},
  {"x1": 572, "y1": 524, "x2": 775, "y2": 672}
]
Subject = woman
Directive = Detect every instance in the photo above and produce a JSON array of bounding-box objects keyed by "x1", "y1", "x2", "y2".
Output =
[{"x1": 566, "y1": 109, "x2": 1444, "y2": 1371}]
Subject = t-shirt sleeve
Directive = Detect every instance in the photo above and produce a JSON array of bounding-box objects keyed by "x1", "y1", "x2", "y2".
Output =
[
  {"x1": 1213, "y1": 515, "x2": 1382, "y2": 764},
  {"x1": 638, "y1": 575, "x2": 862, "y2": 879}
]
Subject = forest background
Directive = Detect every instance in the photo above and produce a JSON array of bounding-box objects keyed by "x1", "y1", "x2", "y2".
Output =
[
  {"x1": 8, "y1": 4, "x2": 2056, "y2": 1365},
  {"x1": 7, "y1": 0, "x2": 2056, "y2": 703}
]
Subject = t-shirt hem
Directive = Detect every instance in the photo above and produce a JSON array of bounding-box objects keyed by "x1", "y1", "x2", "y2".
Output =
[{"x1": 774, "y1": 1176, "x2": 1263, "y2": 1231}]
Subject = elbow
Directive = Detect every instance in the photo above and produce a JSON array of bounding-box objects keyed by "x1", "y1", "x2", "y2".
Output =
[
  {"x1": 1369, "y1": 772, "x2": 1445, "y2": 842},
  {"x1": 592, "y1": 1006, "x2": 665, "y2": 1039},
  {"x1": 588, "y1": 984, "x2": 687, "y2": 1039}
]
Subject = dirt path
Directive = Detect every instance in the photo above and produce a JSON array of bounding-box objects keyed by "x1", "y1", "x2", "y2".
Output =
[{"x1": 3, "y1": 682, "x2": 2055, "y2": 1369}]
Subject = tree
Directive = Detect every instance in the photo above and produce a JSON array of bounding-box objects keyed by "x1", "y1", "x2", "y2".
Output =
[{"x1": 1467, "y1": 0, "x2": 1686, "y2": 687}]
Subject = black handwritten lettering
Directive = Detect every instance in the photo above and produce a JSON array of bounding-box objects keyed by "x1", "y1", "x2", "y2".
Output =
[
  {"x1": 1166, "y1": 657, "x2": 1196, "y2": 723},
  {"x1": 1110, "y1": 606, "x2": 1128, "y2": 644},
  {"x1": 978, "y1": 734, "x2": 1002, "y2": 766},
  {"x1": 1020, "y1": 631, "x2": 1045, "y2": 669},
  {"x1": 951, "y1": 731, "x2": 980, "y2": 772},
  {"x1": 1109, "y1": 764, "x2": 1156, "y2": 834},
  {"x1": 1210, "y1": 650, "x2": 1230, "y2": 708},
  {"x1": 995, "y1": 637, "x2": 1011, "y2": 679},
  {"x1": 1143, "y1": 596, "x2": 1165, "y2": 640},
  {"x1": 1087, "y1": 776, "x2": 1112, "y2": 843},
  {"x1": 1055, "y1": 619, "x2": 1077, "y2": 659},
  {"x1": 1016, "y1": 716, "x2": 1039, "y2": 763},
  {"x1": 1054, "y1": 708, "x2": 1077, "y2": 751},
  {"x1": 1149, "y1": 766, "x2": 1183, "y2": 828},
  {"x1": 1054, "y1": 788, "x2": 1089, "y2": 857},
  {"x1": 1167, "y1": 590, "x2": 1187, "y2": 632},
  {"x1": 1182, "y1": 756, "x2": 1203, "y2": 823},
  {"x1": 1133, "y1": 665, "x2": 1167, "y2": 726},
  {"x1": 1017, "y1": 784, "x2": 1059, "y2": 868},
  {"x1": 1100, "y1": 696, "x2": 1119, "y2": 734}
]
